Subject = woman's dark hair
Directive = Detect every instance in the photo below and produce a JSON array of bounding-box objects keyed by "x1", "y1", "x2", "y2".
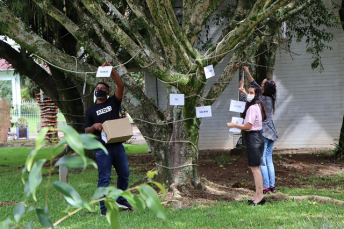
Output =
[
  {"x1": 242, "y1": 85, "x2": 266, "y2": 121},
  {"x1": 262, "y1": 78, "x2": 277, "y2": 114}
]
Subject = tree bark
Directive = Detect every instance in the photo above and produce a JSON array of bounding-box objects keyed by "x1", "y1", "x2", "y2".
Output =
[{"x1": 335, "y1": 115, "x2": 344, "y2": 159}]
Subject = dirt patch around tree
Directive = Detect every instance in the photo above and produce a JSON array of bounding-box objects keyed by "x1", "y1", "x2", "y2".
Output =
[{"x1": 128, "y1": 148, "x2": 344, "y2": 205}]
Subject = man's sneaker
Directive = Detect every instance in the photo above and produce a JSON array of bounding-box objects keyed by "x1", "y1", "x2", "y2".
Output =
[
  {"x1": 100, "y1": 209, "x2": 107, "y2": 216},
  {"x1": 270, "y1": 186, "x2": 276, "y2": 193},
  {"x1": 263, "y1": 187, "x2": 271, "y2": 194},
  {"x1": 116, "y1": 199, "x2": 134, "y2": 211}
]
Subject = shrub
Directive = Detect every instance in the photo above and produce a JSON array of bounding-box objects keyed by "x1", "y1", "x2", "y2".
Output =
[{"x1": 0, "y1": 126, "x2": 165, "y2": 228}]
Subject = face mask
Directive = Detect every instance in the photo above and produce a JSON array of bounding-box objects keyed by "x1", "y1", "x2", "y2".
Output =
[
  {"x1": 247, "y1": 94, "x2": 255, "y2": 102},
  {"x1": 95, "y1": 89, "x2": 108, "y2": 98}
]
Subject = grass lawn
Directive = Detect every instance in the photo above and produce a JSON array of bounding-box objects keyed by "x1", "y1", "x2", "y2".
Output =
[{"x1": 1, "y1": 146, "x2": 344, "y2": 228}]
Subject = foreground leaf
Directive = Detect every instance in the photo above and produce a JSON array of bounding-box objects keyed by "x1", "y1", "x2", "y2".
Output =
[
  {"x1": 147, "y1": 170, "x2": 158, "y2": 180},
  {"x1": 0, "y1": 219, "x2": 10, "y2": 229},
  {"x1": 133, "y1": 195, "x2": 146, "y2": 211},
  {"x1": 104, "y1": 200, "x2": 119, "y2": 229},
  {"x1": 23, "y1": 221, "x2": 33, "y2": 229},
  {"x1": 52, "y1": 181, "x2": 83, "y2": 208},
  {"x1": 149, "y1": 181, "x2": 166, "y2": 199},
  {"x1": 55, "y1": 155, "x2": 97, "y2": 169},
  {"x1": 28, "y1": 159, "x2": 46, "y2": 201},
  {"x1": 79, "y1": 134, "x2": 108, "y2": 154},
  {"x1": 92, "y1": 187, "x2": 116, "y2": 200},
  {"x1": 14, "y1": 202, "x2": 25, "y2": 222},
  {"x1": 138, "y1": 184, "x2": 166, "y2": 220},
  {"x1": 36, "y1": 207, "x2": 54, "y2": 228},
  {"x1": 59, "y1": 126, "x2": 85, "y2": 157},
  {"x1": 34, "y1": 127, "x2": 50, "y2": 149}
]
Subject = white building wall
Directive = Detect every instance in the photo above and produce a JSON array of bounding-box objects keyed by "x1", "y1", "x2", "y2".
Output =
[
  {"x1": 0, "y1": 69, "x2": 21, "y2": 106},
  {"x1": 272, "y1": 25, "x2": 344, "y2": 148}
]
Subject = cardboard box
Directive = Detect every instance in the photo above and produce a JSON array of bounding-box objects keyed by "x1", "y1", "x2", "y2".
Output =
[{"x1": 101, "y1": 118, "x2": 133, "y2": 144}]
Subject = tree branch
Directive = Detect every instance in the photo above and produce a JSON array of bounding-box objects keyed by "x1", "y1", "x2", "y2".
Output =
[
  {"x1": 162, "y1": 0, "x2": 199, "y2": 59},
  {"x1": 202, "y1": 35, "x2": 266, "y2": 105},
  {"x1": 126, "y1": 0, "x2": 159, "y2": 35},
  {"x1": 204, "y1": 0, "x2": 290, "y2": 67},
  {"x1": 72, "y1": 1, "x2": 116, "y2": 58},
  {"x1": 277, "y1": 0, "x2": 314, "y2": 22},
  {"x1": 183, "y1": 0, "x2": 225, "y2": 44},
  {"x1": 145, "y1": 0, "x2": 191, "y2": 69},
  {"x1": 0, "y1": 2, "x2": 96, "y2": 83},
  {"x1": 101, "y1": 0, "x2": 159, "y2": 60},
  {"x1": 81, "y1": 0, "x2": 185, "y2": 84}
]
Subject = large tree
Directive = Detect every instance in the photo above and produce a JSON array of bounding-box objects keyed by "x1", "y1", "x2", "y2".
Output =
[{"x1": 0, "y1": 0, "x2": 337, "y2": 196}]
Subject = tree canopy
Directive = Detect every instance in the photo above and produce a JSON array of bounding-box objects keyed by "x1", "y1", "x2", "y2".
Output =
[{"x1": 0, "y1": 0, "x2": 339, "y2": 192}]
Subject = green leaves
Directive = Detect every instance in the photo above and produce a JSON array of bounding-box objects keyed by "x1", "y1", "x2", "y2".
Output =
[
  {"x1": 52, "y1": 181, "x2": 84, "y2": 208},
  {"x1": 25, "y1": 127, "x2": 50, "y2": 172},
  {"x1": 59, "y1": 126, "x2": 85, "y2": 157},
  {"x1": 14, "y1": 202, "x2": 25, "y2": 222},
  {"x1": 8, "y1": 125, "x2": 167, "y2": 228},
  {"x1": 104, "y1": 200, "x2": 119, "y2": 229},
  {"x1": 79, "y1": 134, "x2": 108, "y2": 153},
  {"x1": 58, "y1": 126, "x2": 108, "y2": 169},
  {"x1": 55, "y1": 155, "x2": 97, "y2": 169},
  {"x1": 0, "y1": 219, "x2": 10, "y2": 229},
  {"x1": 138, "y1": 184, "x2": 166, "y2": 220},
  {"x1": 28, "y1": 159, "x2": 46, "y2": 201},
  {"x1": 36, "y1": 207, "x2": 54, "y2": 228}
]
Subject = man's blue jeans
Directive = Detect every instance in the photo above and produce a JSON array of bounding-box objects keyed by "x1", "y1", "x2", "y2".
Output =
[
  {"x1": 95, "y1": 143, "x2": 129, "y2": 212},
  {"x1": 260, "y1": 138, "x2": 275, "y2": 188}
]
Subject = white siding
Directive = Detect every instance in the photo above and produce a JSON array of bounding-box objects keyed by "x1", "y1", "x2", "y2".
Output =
[{"x1": 272, "y1": 25, "x2": 344, "y2": 148}]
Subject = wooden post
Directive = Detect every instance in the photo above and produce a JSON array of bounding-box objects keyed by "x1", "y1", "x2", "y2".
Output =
[{"x1": 59, "y1": 165, "x2": 68, "y2": 197}]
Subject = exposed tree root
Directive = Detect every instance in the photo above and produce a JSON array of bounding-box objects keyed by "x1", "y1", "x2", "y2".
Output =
[
  {"x1": 170, "y1": 182, "x2": 183, "y2": 199},
  {"x1": 268, "y1": 194, "x2": 344, "y2": 206},
  {"x1": 201, "y1": 178, "x2": 253, "y2": 201},
  {"x1": 160, "y1": 178, "x2": 344, "y2": 208}
]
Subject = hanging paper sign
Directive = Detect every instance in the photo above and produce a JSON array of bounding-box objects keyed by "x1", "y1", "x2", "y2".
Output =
[
  {"x1": 83, "y1": 82, "x2": 86, "y2": 95},
  {"x1": 196, "y1": 106, "x2": 212, "y2": 118},
  {"x1": 101, "y1": 130, "x2": 108, "y2": 143},
  {"x1": 83, "y1": 75, "x2": 87, "y2": 95},
  {"x1": 96, "y1": 66, "x2": 112, "y2": 77},
  {"x1": 229, "y1": 100, "x2": 246, "y2": 113},
  {"x1": 229, "y1": 117, "x2": 243, "y2": 133},
  {"x1": 169, "y1": 94, "x2": 185, "y2": 106},
  {"x1": 204, "y1": 65, "x2": 215, "y2": 79}
]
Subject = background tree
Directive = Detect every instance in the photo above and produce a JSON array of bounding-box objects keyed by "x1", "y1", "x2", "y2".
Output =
[
  {"x1": 0, "y1": 0, "x2": 338, "y2": 197},
  {"x1": 334, "y1": 0, "x2": 344, "y2": 159}
]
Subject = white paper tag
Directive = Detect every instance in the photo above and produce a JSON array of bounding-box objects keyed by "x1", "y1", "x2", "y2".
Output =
[
  {"x1": 96, "y1": 66, "x2": 112, "y2": 78},
  {"x1": 204, "y1": 65, "x2": 215, "y2": 79},
  {"x1": 229, "y1": 100, "x2": 246, "y2": 113},
  {"x1": 229, "y1": 117, "x2": 243, "y2": 133},
  {"x1": 101, "y1": 130, "x2": 108, "y2": 143},
  {"x1": 196, "y1": 106, "x2": 212, "y2": 118},
  {"x1": 169, "y1": 94, "x2": 185, "y2": 106},
  {"x1": 83, "y1": 82, "x2": 86, "y2": 95}
]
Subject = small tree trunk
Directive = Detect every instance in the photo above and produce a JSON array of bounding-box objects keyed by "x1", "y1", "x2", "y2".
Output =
[{"x1": 335, "y1": 115, "x2": 344, "y2": 159}]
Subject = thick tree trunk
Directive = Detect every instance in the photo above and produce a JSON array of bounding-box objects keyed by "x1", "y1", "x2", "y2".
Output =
[
  {"x1": 335, "y1": 115, "x2": 344, "y2": 159},
  {"x1": 138, "y1": 114, "x2": 202, "y2": 195},
  {"x1": 126, "y1": 82, "x2": 203, "y2": 194}
]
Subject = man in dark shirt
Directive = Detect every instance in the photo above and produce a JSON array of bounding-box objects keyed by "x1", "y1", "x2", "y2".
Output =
[{"x1": 85, "y1": 62, "x2": 133, "y2": 215}]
